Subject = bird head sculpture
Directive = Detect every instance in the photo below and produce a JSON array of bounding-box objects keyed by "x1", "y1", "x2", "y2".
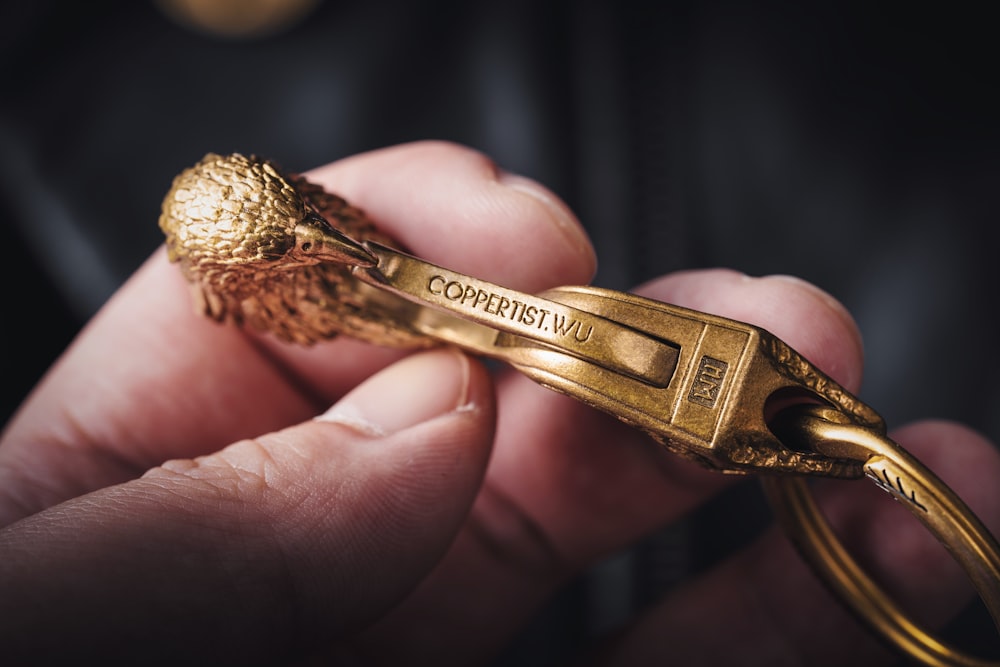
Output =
[{"x1": 159, "y1": 153, "x2": 423, "y2": 346}]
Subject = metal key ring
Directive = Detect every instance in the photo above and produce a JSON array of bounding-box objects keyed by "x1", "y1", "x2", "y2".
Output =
[{"x1": 763, "y1": 405, "x2": 1000, "y2": 666}]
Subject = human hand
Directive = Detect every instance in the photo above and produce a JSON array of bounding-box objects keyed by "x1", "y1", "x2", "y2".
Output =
[{"x1": 1, "y1": 142, "x2": 997, "y2": 665}]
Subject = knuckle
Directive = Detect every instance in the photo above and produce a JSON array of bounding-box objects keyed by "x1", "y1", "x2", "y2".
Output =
[{"x1": 144, "y1": 436, "x2": 298, "y2": 512}]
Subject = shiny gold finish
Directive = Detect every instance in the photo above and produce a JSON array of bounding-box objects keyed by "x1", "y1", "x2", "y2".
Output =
[
  {"x1": 161, "y1": 153, "x2": 1000, "y2": 664},
  {"x1": 159, "y1": 153, "x2": 427, "y2": 346},
  {"x1": 354, "y1": 245, "x2": 877, "y2": 476},
  {"x1": 764, "y1": 405, "x2": 1000, "y2": 666}
]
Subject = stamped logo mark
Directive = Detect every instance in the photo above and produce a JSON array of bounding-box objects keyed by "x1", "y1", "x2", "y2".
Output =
[
  {"x1": 427, "y1": 275, "x2": 594, "y2": 343},
  {"x1": 688, "y1": 355, "x2": 729, "y2": 408},
  {"x1": 409, "y1": 267, "x2": 679, "y2": 386}
]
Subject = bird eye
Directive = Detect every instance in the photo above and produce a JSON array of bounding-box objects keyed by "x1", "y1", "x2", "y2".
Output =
[{"x1": 300, "y1": 242, "x2": 312, "y2": 252}]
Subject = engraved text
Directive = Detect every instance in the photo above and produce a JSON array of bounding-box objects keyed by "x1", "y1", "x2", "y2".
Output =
[
  {"x1": 427, "y1": 275, "x2": 594, "y2": 342},
  {"x1": 688, "y1": 355, "x2": 729, "y2": 408}
]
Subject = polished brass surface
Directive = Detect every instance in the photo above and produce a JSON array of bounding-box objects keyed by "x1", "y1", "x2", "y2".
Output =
[
  {"x1": 764, "y1": 405, "x2": 1000, "y2": 666},
  {"x1": 161, "y1": 153, "x2": 1000, "y2": 665},
  {"x1": 360, "y1": 243, "x2": 681, "y2": 386},
  {"x1": 354, "y1": 246, "x2": 876, "y2": 476}
]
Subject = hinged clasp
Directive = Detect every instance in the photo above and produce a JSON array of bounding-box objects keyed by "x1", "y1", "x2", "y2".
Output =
[
  {"x1": 351, "y1": 243, "x2": 884, "y2": 479},
  {"x1": 494, "y1": 286, "x2": 882, "y2": 478}
]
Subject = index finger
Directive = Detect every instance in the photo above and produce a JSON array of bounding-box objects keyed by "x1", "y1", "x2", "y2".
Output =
[{"x1": 0, "y1": 141, "x2": 596, "y2": 525}]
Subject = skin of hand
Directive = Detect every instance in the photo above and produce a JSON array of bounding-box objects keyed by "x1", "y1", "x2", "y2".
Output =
[{"x1": 1, "y1": 141, "x2": 998, "y2": 666}]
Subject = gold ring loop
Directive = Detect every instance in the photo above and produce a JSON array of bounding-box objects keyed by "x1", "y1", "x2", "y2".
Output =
[{"x1": 762, "y1": 408, "x2": 1000, "y2": 666}]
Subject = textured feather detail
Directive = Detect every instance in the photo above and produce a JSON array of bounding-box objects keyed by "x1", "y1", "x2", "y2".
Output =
[{"x1": 159, "y1": 153, "x2": 428, "y2": 346}]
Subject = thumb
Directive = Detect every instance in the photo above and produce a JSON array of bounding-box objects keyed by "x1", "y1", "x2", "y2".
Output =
[{"x1": 0, "y1": 349, "x2": 495, "y2": 666}]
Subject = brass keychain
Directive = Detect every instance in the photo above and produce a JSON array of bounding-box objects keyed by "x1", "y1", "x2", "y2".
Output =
[{"x1": 160, "y1": 153, "x2": 1000, "y2": 665}]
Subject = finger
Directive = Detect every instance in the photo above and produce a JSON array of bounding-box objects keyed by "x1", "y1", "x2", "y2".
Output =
[
  {"x1": 249, "y1": 140, "x2": 596, "y2": 400},
  {"x1": 350, "y1": 269, "x2": 868, "y2": 664},
  {"x1": 0, "y1": 349, "x2": 495, "y2": 666},
  {"x1": 0, "y1": 141, "x2": 594, "y2": 523},
  {"x1": 592, "y1": 422, "x2": 1000, "y2": 666},
  {"x1": 488, "y1": 272, "x2": 865, "y2": 562},
  {"x1": 307, "y1": 140, "x2": 596, "y2": 290}
]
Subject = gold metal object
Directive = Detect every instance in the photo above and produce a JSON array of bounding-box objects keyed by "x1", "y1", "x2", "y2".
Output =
[
  {"x1": 159, "y1": 153, "x2": 428, "y2": 346},
  {"x1": 765, "y1": 406, "x2": 1000, "y2": 666},
  {"x1": 355, "y1": 243, "x2": 877, "y2": 476},
  {"x1": 160, "y1": 153, "x2": 1000, "y2": 664}
]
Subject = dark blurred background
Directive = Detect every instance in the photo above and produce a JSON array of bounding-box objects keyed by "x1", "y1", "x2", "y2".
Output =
[{"x1": 2, "y1": 0, "x2": 998, "y2": 662}]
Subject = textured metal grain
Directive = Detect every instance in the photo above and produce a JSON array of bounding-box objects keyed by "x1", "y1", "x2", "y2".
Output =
[{"x1": 159, "y1": 153, "x2": 427, "y2": 346}]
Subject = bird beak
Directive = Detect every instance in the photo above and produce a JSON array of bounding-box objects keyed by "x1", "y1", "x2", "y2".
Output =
[{"x1": 291, "y1": 213, "x2": 378, "y2": 268}]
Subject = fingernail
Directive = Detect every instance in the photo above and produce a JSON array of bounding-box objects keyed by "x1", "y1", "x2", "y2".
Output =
[
  {"x1": 499, "y1": 171, "x2": 596, "y2": 269},
  {"x1": 316, "y1": 349, "x2": 472, "y2": 436}
]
